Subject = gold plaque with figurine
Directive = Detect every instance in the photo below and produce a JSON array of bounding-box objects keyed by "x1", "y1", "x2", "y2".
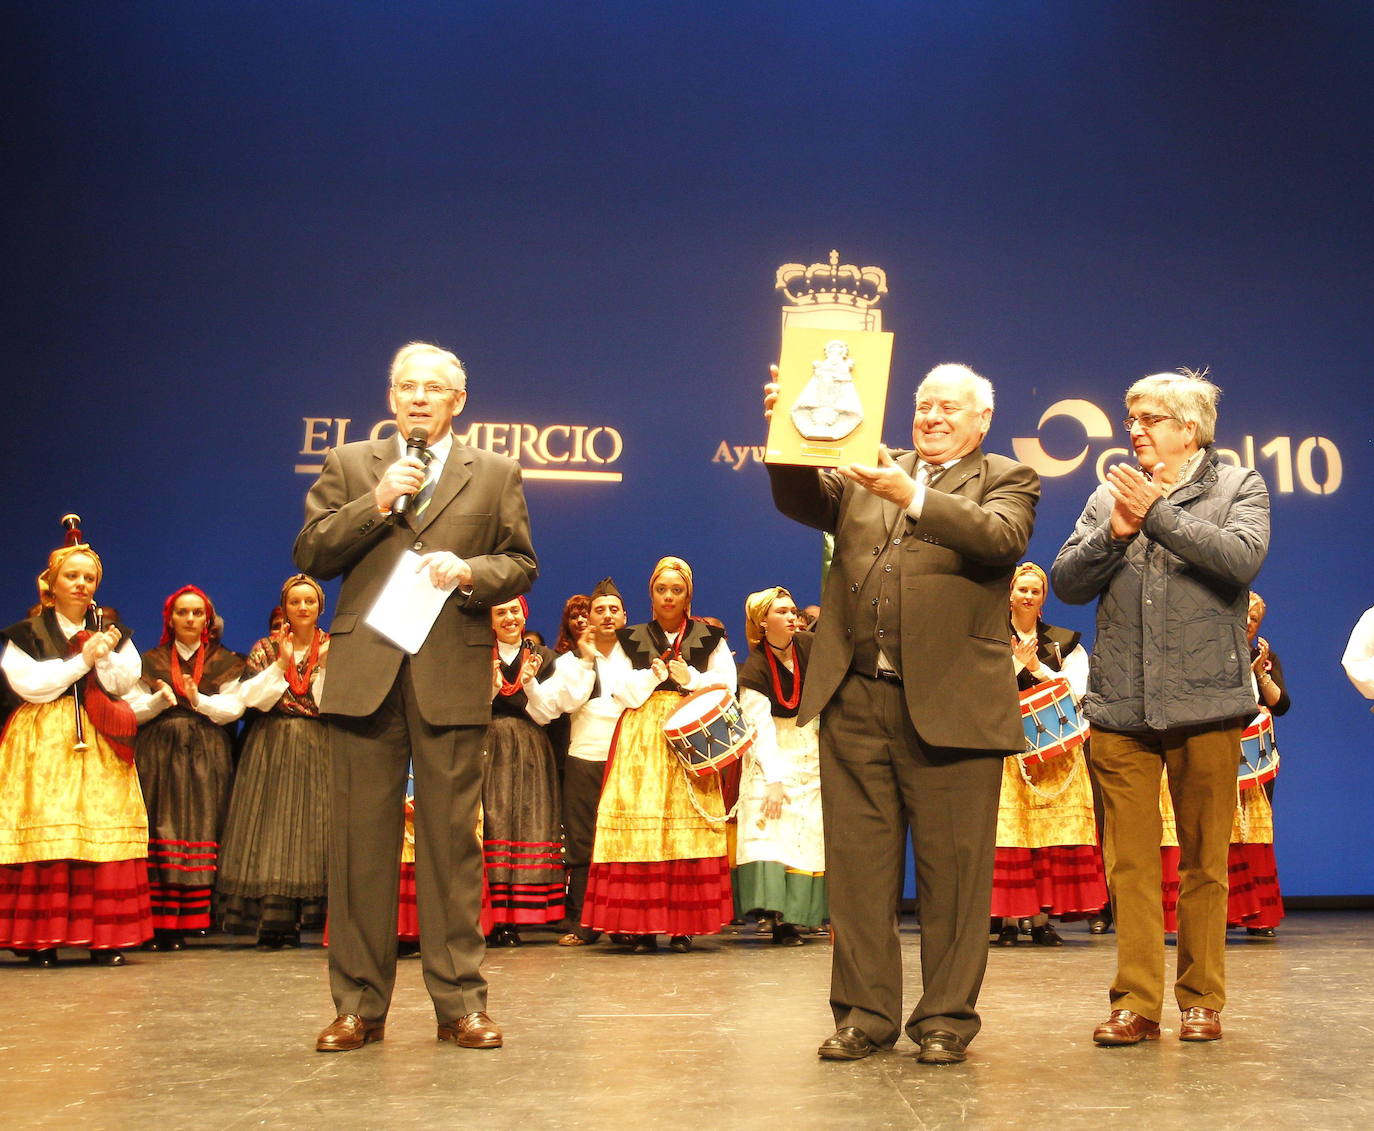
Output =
[{"x1": 765, "y1": 326, "x2": 893, "y2": 468}]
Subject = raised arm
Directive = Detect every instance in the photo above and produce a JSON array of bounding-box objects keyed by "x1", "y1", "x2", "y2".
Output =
[
  {"x1": 292, "y1": 446, "x2": 391, "y2": 581},
  {"x1": 1052, "y1": 488, "x2": 1129, "y2": 606},
  {"x1": 1141, "y1": 468, "x2": 1270, "y2": 588},
  {"x1": 914, "y1": 458, "x2": 1039, "y2": 568}
]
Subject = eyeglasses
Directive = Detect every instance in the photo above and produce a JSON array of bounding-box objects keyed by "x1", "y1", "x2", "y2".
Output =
[
  {"x1": 392, "y1": 381, "x2": 457, "y2": 399},
  {"x1": 1122, "y1": 413, "x2": 1177, "y2": 431}
]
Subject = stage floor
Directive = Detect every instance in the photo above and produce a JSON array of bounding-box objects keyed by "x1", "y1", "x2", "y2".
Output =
[{"x1": 4, "y1": 910, "x2": 1370, "y2": 1129}]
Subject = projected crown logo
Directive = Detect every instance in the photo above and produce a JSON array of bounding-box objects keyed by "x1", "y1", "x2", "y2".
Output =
[{"x1": 775, "y1": 249, "x2": 888, "y2": 332}]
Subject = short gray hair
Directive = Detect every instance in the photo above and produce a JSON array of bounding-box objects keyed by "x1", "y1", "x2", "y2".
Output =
[
  {"x1": 1126, "y1": 367, "x2": 1219, "y2": 446},
  {"x1": 916, "y1": 363, "x2": 994, "y2": 414},
  {"x1": 389, "y1": 341, "x2": 467, "y2": 392}
]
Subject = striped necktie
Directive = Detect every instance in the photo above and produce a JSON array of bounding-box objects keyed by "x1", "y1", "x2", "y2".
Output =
[{"x1": 412, "y1": 449, "x2": 437, "y2": 518}]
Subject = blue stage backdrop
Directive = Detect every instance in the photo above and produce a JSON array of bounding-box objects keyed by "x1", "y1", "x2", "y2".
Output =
[{"x1": 4, "y1": 3, "x2": 1371, "y2": 897}]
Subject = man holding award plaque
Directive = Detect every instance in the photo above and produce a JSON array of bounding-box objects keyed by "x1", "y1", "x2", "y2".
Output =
[{"x1": 764, "y1": 362, "x2": 1039, "y2": 1065}]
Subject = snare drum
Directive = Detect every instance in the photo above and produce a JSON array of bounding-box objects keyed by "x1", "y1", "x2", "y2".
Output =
[
  {"x1": 1018, "y1": 677, "x2": 1088, "y2": 765},
  {"x1": 1238, "y1": 708, "x2": 1279, "y2": 790},
  {"x1": 662, "y1": 686, "x2": 755, "y2": 777}
]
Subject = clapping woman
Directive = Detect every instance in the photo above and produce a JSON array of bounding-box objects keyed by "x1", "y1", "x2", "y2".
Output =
[
  {"x1": 991, "y1": 562, "x2": 1105, "y2": 946},
  {"x1": 581, "y1": 556, "x2": 736, "y2": 954},
  {"x1": 129, "y1": 586, "x2": 264, "y2": 949},
  {"x1": 734, "y1": 587, "x2": 827, "y2": 945},
  {"x1": 482, "y1": 596, "x2": 565, "y2": 945},
  {"x1": 217, "y1": 575, "x2": 331, "y2": 947}
]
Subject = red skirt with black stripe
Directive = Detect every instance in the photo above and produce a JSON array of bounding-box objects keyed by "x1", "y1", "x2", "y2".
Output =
[
  {"x1": 991, "y1": 845, "x2": 1108, "y2": 919},
  {"x1": 0, "y1": 859, "x2": 153, "y2": 949},
  {"x1": 1161, "y1": 843, "x2": 1284, "y2": 931},
  {"x1": 582, "y1": 856, "x2": 733, "y2": 936}
]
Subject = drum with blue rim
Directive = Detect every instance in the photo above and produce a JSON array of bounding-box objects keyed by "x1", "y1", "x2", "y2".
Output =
[
  {"x1": 662, "y1": 685, "x2": 755, "y2": 777},
  {"x1": 1018, "y1": 677, "x2": 1088, "y2": 765},
  {"x1": 1238, "y1": 708, "x2": 1279, "y2": 790}
]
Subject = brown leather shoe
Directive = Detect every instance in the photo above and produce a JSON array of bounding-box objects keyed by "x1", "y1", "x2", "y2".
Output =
[
  {"x1": 1092, "y1": 1009, "x2": 1160, "y2": 1045},
  {"x1": 315, "y1": 1014, "x2": 385, "y2": 1052},
  {"x1": 817, "y1": 1026, "x2": 877, "y2": 1060},
  {"x1": 916, "y1": 1030, "x2": 967, "y2": 1064},
  {"x1": 1179, "y1": 1006, "x2": 1222, "y2": 1041},
  {"x1": 437, "y1": 1011, "x2": 503, "y2": 1048}
]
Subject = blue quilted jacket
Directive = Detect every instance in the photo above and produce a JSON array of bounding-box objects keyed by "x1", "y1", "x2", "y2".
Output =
[{"x1": 1050, "y1": 447, "x2": 1270, "y2": 732}]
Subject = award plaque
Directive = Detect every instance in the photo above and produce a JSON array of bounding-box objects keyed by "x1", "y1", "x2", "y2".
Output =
[{"x1": 765, "y1": 325, "x2": 893, "y2": 468}]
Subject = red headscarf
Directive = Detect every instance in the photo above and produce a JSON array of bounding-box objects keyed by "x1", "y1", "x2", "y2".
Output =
[{"x1": 160, "y1": 584, "x2": 217, "y2": 647}]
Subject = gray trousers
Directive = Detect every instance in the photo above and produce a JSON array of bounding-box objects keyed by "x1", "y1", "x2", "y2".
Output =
[
  {"x1": 820, "y1": 672, "x2": 1003, "y2": 1048},
  {"x1": 325, "y1": 662, "x2": 488, "y2": 1024}
]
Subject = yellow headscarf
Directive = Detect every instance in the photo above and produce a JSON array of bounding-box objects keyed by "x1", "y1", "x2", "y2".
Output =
[
  {"x1": 36, "y1": 543, "x2": 104, "y2": 608},
  {"x1": 1011, "y1": 561, "x2": 1047, "y2": 593},
  {"x1": 649, "y1": 556, "x2": 693, "y2": 607},
  {"x1": 745, "y1": 586, "x2": 792, "y2": 648}
]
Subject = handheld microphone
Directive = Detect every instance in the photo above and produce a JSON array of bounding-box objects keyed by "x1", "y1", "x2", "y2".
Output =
[{"x1": 392, "y1": 427, "x2": 430, "y2": 516}]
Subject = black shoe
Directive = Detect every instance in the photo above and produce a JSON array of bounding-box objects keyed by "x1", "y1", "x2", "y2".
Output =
[
  {"x1": 151, "y1": 930, "x2": 184, "y2": 952},
  {"x1": 397, "y1": 940, "x2": 422, "y2": 958},
  {"x1": 90, "y1": 949, "x2": 125, "y2": 966},
  {"x1": 28, "y1": 948, "x2": 59, "y2": 968},
  {"x1": 772, "y1": 922, "x2": 805, "y2": 947},
  {"x1": 995, "y1": 925, "x2": 1019, "y2": 947},
  {"x1": 1031, "y1": 924, "x2": 1064, "y2": 947},
  {"x1": 609, "y1": 933, "x2": 635, "y2": 945},
  {"x1": 631, "y1": 934, "x2": 658, "y2": 953},
  {"x1": 917, "y1": 1030, "x2": 967, "y2": 1065},
  {"x1": 1246, "y1": 926, "x2": 1277, "y2": 938},
  {"x1": 668, "y1": 935, "x2": 693, "y2": 953},
  {"x1": 1088, "y1": 907, "x2": 1113, "y2": 935},
  {"x1": 818, "y1": 1026, "x2": 877, "y2": 1060}
]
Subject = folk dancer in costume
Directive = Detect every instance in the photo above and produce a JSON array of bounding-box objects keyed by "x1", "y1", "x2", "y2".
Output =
[
  {"x1": 1237, "y1": 591, "x2": 1287, "y2": 936},
  {"x1": 765, "y1": 363, "x2": 1038, "y2": 1065},
  {"x1": 992, "y1": 562, "x2": 1105, "y2": 947},
  {"x1": 581, "y1": 557, "x2": 736, "y2": 954},
  {"x1": 533, "y1": 578, "x2": 632, "y2": 947},
  {"x1": 482, "y1": 596, "x2": 566, "y2": 945},
  {"x1": 216, "y1": 574, "x2": 332, "y2": 948},
  {"x1": 128, "y1": 585, "x2": 272, "y2": 950},
  {"x1": 734, "y1": 587, "x2": 827, "y2": 946},
  {"x1": 0, "y1": 524, "x2": 150, "y2": 966},
  {"x1": 1054, "y1": 368, "x2": 1269, "y2": 1046}
]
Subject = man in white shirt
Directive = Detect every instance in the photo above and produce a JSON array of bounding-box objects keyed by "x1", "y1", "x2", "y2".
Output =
[{"x1": 539, "y1": 578, "x2": 631, "y2": 945}]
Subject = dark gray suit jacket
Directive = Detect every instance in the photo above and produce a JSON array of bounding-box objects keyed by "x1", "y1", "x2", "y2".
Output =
[
  {"x1": 293, "y1": 436, "x2": 538, "y2": 727},
  {"x1": 769, "y1": 446, "x2": 1038, "y2": 753}
]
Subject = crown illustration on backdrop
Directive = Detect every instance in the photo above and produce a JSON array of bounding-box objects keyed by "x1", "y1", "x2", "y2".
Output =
[{"x1": 775, "y1": 249, "x2": 888, "y2": 309}]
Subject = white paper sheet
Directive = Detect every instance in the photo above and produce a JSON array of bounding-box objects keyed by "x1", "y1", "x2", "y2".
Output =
[{"x1": 364, "y1": 550, "x2": 454, "y2": 654}]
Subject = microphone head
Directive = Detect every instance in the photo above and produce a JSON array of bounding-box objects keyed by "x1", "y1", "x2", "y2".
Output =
[{"x1": 407, "y1": 427, "x2": 430, "y2": 447}]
